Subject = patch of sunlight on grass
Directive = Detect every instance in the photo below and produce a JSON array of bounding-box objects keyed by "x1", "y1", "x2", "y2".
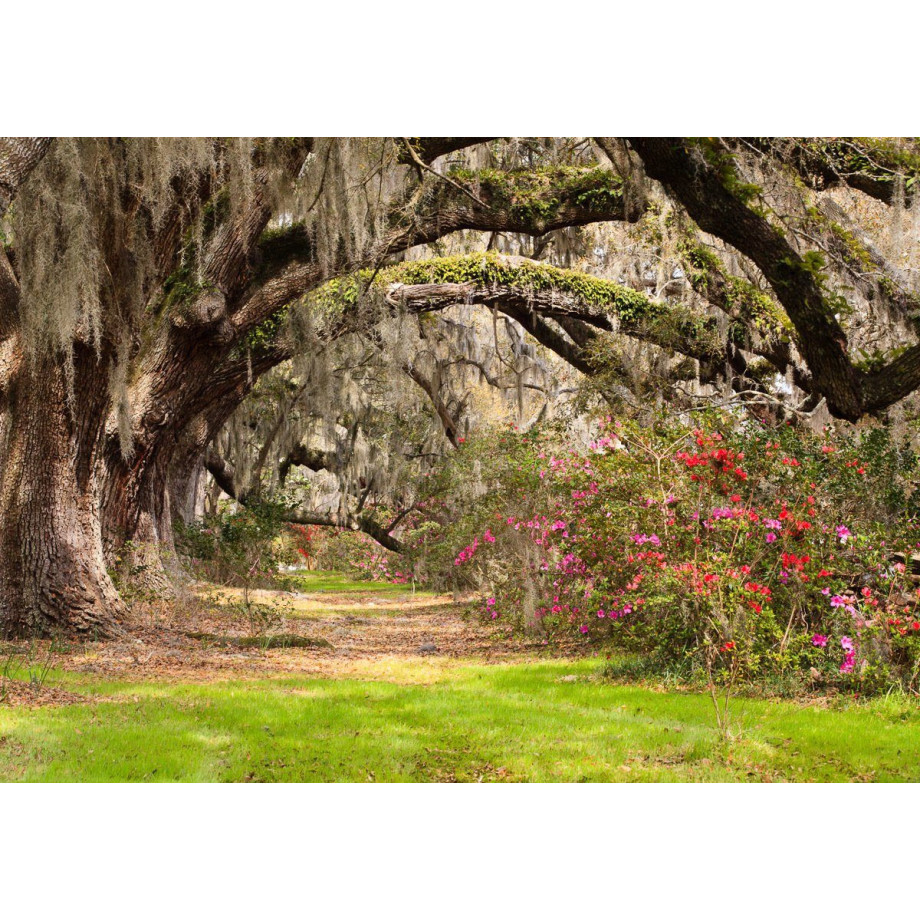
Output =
[
  {"x1": 2, "y1": 659, "x2": 919, "y2": 782},
  {"x1": 280, "y1": 571, "x2": 433, "y2": 596}
]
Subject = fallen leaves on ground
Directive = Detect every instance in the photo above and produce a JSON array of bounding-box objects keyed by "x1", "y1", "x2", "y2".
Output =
[
  {"x1": 0, "y1": 584, "x2": 588, "y2": 701},
  {"x1": 0, "y1": 679, "x2": 88, "y2": 708}
]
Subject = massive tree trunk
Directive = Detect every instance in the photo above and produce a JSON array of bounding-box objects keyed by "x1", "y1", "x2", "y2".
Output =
[
  {"x1": 166, "y1": 416, "x2": 214, "y2": 528},
  {"x1": 0, "y1": 346, "x2": 122, "y2": 637},
  {"x1": 98, "y1": 344, "x2": 267, "y2": 594},
  {"x1": 101, "y1": 450, "x2": 178, "y2": 595}
]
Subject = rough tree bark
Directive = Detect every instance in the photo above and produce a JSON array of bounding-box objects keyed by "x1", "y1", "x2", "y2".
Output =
[
  {"x1": 0, "y1": 346, "x2": 122, "y2": 636},
  {"x1": 0, "y1": 138, "x2": 123, "y2": 636}
]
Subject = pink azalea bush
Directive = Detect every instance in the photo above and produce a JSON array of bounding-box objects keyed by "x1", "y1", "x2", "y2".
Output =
[{"x1": 420, "y1": 412, "x2": 920, "y2": 691}]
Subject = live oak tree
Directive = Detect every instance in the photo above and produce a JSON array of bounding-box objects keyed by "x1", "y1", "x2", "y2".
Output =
[{"x1": 3, "y1": 136, "x2": 920, "y2": 637}]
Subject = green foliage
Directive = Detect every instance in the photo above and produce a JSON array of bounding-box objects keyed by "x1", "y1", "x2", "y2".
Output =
[
  {"x1": 779, "y1": 249, "x2": 853, "y2": 318},
  {"x1": 161, "y1": 259, "x2": 209, "y2": 311},
  {"x1": 799, "y1": 250, "x2": 827, "y2": 275},
  {"x1": 177, "y1": 498, "x2": 295, "y2": 635},
  {"x1": 243, "y1": 307, "x2": 288, "y2": 353},
  {"x1": 825, "y1": 218, "x2": 876, "y2": 273},
  {"x1": 812, "y1": 138, "x2": 920, "y2": 191},
  {"x1": 181, "y1": 499, "x2": 292, "y2": 569},
  {"x1": 678, "y1": 238, "x2": 792, "y2": 337},
  {"x1": 854, "y1": 345, "x2": 910, "y2": 374},
  {"x1": 446, "y1": 164, "x2": 624, "y2": 226},
  {"x1": 694, "y1": 139, "x2": 763, "y2": 205},
  {"x1": 678, "y1": 237, "x2": 721, "y2": 288},
  {"x1": 305, "y1": 273, "x2": 367, "y2": 318}
]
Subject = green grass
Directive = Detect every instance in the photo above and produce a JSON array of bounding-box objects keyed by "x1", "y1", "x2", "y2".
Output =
[
  {"x1": 279, "y1": 570, "x2": 426, "y2": 596},
  {"x1": 2, "y1": 659, "x2": 919, "y2": 782}
]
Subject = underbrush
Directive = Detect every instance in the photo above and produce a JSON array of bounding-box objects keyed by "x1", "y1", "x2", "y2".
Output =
[{"x1": 599, "y1": 653, "x2": 840, "y2": 701}]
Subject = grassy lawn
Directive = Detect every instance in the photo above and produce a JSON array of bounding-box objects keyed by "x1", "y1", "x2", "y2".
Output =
[
  {"x1": 2, "y1": 658, "x2": 919, "y2": 782},
  {"x1": 279, "y1": 571, "x2": 425, "y2": 596}
]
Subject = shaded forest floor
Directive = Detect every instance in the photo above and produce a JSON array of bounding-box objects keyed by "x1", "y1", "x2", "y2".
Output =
[{"x1": 2, "y1": 573, "x2": 920, "y2": 781}]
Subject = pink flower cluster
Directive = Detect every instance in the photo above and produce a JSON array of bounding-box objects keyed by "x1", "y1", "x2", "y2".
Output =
[
  {"x1": 455, "y1": 529, "x2": 497, "y2": 565},
  {"x1": 839, "y1": 635, "x2": 856, "y2": 672},
  {"x1": 454, "y1": 536, "x2": 479, "y2": 566},
  {"x1": 631, "y1": 533, "x2": 661, "y2": 546}
]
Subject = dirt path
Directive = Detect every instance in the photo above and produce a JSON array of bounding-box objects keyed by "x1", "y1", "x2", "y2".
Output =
[{"x1": 1, "y1": 585, "x2": 584, "y2": 698}]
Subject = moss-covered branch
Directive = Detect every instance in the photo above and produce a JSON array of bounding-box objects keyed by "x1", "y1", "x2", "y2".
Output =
[
  {"x1": 676, "y1": 237, "x2": 812, "y2": 391},
  {"x1": 379, "y1": 252, "x2": 724, "y2": 367},
  {"x1": 747, "y1": 137, "x2": 920, "y2": 206},
  {"x1": 245, "y1": 163, "x2": 641, "y2": 304}
]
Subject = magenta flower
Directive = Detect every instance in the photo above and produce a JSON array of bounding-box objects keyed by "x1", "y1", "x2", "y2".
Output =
[
  {"x1": 840, "y1": 635, "x2": 854, "y2": 652},
  {"x1": 836, "y1": 525, "x2": 852, "y2": 543},
  {"x1": 812, "y1": 634, "x2": 828, "y2": 647},
  {"x1": 631, "y1": 533, "x2": 661, "y2": 546},
  {"x1": 765, "y1": 532, "x2": 777, "y2": 544}
]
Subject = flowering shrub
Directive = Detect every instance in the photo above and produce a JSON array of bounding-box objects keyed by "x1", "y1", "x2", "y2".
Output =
[
  {"x1": 429, "y1": 413, "x2": 920, "y2": 691},
  {"x1": 308, "y1": 530, "x2": 412, "y2": 584},
  {"x1": 287, "y1": 524, "x2": 321, "y2": 568}
]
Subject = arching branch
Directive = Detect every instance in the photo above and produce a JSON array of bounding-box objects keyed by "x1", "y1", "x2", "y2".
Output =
[
  {"x1": 744, "y1": 137, "x2": 920, "y2": 206},
  {"x1": 384, "y1": 253, "x2": 726, "y2": 371},
  {"x1": 630, "y1": 137, "x2": 920, "y2": 420},
  {"x1": 629, "y1": 137, "x2": 864, "y2": 419},
  {"x1": 203, "y1": 449, "x2": 405, "y2": 554}
]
